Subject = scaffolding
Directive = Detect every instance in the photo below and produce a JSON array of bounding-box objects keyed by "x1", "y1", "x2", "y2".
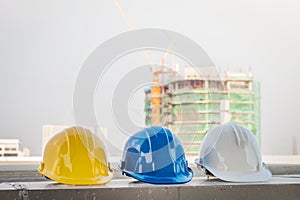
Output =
[{"x1": 144, "y1": 68, "x2": 261, "y2": 155}]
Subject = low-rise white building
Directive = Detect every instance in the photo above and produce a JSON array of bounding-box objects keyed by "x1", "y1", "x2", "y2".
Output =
[{"x1": 0, "y1": 139, "x2": 20, "y2": 157}]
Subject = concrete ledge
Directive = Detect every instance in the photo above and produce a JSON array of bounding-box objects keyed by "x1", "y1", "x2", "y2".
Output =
[
  {"x1": 0, "y1": 156, "x2": 300, "y2": 200},
  {"x1": 1, "y1": 163, "x2": 300, "y2": 183},
  {"x1": 0, "y1": 177, "x2": 300, "y2": 200}
]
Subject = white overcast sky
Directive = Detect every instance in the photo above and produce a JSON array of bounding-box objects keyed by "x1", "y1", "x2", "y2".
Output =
[{"x1": 0, "y1": 0, "x2": 300, "y2": 156}]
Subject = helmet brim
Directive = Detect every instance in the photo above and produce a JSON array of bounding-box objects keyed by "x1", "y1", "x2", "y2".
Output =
[
  {"x1": 195, "y1": 158, "x2": 272, "y2": 182},
  {"x1": 122, "y1": 168, "x2": 193, "y2": 184},
  {"x1": 38, "y1": 168, "x2": 114, "y2": 185}
]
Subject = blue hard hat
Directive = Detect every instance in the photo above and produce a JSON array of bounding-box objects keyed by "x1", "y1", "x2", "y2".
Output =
[{"x1": 120, "y1": 126, "x2": 193, "y2": 184}]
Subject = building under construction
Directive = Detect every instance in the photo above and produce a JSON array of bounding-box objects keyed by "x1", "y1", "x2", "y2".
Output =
[{"x1": 144, "y1": 67, "x2": 261, "y2": 156}]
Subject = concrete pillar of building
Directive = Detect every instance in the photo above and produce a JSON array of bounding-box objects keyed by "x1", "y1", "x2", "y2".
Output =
[{"x1": 220, "y1": 100, "x2": 231, "y2": 123}]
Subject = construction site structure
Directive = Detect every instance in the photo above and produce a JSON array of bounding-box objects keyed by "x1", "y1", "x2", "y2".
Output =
[{"x1": 145, "y1": 67, "x2": 261, "y2": 156}]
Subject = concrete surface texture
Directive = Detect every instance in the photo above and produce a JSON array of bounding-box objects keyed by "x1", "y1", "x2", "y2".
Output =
[
  {"x1": 0, "y1": 155, "x2": 299, "y2": 199},
  {"x1": 0, "y1": 177, "x2": 300, "y2": 200}
]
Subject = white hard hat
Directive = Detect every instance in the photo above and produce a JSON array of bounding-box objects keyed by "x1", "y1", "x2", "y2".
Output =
[{"x1": 195, "y1": 122, "x2": 272, "y2": 182}]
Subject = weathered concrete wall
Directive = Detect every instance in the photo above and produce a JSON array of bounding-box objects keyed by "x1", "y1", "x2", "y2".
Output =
[
  {"x1": 1, "y1": 163, "x2": 300, "y2": 183},
  {"x1": 1, "y1": 177, "x2": 300, "y2": 200}
]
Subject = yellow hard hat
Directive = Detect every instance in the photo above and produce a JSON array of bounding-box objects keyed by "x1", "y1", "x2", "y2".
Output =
[{"x1": 38, "y1": 126, "x2": 113, "y2": 185}]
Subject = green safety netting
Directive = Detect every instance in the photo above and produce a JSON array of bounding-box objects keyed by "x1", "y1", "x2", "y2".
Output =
[{"x1": 144, "y1": 81, "x2": 261, "y2": 154}]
